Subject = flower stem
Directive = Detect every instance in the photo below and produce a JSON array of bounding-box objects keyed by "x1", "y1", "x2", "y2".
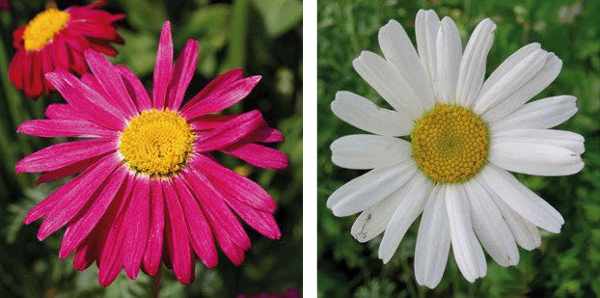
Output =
[{"x1": 151, "y1": 268, "x2": 162, "y2": 298}]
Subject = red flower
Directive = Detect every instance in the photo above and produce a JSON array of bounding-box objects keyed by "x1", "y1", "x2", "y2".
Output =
[{"x1": 8, "y1": 1, "x2": 124, "y2": 99}]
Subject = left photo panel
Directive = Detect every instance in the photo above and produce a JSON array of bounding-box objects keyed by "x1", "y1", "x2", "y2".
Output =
[{"x1": 0, "y1": 1, "x2": 303, "y2": 297}]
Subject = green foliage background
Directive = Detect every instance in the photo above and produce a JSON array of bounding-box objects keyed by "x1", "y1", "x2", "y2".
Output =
[
  {"x1": 0, "y1": 0, "x2": 302, "y2": 297},
  {"x1": 318, "y1": 0, "x2": 599, "y2": 297}
]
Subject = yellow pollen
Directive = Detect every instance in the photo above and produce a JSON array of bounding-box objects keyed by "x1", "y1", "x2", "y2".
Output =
[
  {"x1": 411, "y1": 104, "x2": 489, "y2": 184},
  {"x1": 23, "y1": 8, "x2": 70, "y2": 51},
  {"x1": 119, "y1": 109, "x2": 195, "y2": 177}
]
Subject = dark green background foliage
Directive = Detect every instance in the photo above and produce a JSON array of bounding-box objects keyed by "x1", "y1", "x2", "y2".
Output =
[
  {"x1": 318, "y1": 0, "x2": 599, "y2": 297},
  {"x1": 0, "y1": 0, "x2": 302, "y2": 297}
]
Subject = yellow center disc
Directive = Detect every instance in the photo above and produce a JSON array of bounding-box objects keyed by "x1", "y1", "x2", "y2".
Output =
[
  {"x1": 119, "y1": 109, "x2": 195, "y2": 177},
  {"x1": 411, "y1": 104, "x2": 489, "y2": 184},
  {"x1": 23, "y1": 8, "x2": 70, "y2": 51}
]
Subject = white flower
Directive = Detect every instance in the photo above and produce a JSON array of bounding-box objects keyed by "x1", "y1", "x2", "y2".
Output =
[{"x1": 327, "y1": 9, "x2": 584, "y2": 288}]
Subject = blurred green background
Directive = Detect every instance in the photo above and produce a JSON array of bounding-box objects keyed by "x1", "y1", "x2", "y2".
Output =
[
  {"x1": 318, "y1": 0, "x2": 599, "y2": 297},
  {"x1": 0, "y1": 0, "x2": 302, "y2": 297}
]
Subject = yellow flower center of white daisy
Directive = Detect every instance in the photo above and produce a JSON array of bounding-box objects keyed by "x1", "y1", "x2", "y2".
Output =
[
  {"x1": 411, "y1": 104, "x2": 489, "y2": 184},
  {"x1": 23, "y1": 8, "x2": 70, "y2": 51},
  {"x1": 119, "y1": 109, "x2": 195, "y2": 177}
]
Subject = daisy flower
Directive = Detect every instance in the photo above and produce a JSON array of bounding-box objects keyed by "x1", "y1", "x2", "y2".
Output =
[
  {"x1": 9, "y1": 1, "x2": 124, "y2": 99},
  {"x1": 328, "y1": 9, "x2": 584, "y2": 288},
  {"x1": 17, "y1": 21, "x2": 288, "y2": 286}
]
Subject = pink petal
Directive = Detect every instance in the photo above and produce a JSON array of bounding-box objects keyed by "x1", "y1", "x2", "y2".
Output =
[
  {"x1": 190, "y1": 115, "x2": 283, "y2": 143},
  {"x1": 194, "y1": 110, "x2": 263, "y2": 152},
  {"x1": 221, "y1": 190, "x2": 281, "y2": 239},
  {"x1": 72, "y1": 227, "x2": 108, "y2": 271},
  {"x1": 142, "y1": 179, "x2": 165, "y2": 275},
  {"x1": 84, "y1": 50, "x2": 138, "y2": 118},
  {"x1": 45, "y1": 104, "x2": 86, "y2": 120},
  {"x1": 17, "y1": 119, "x2": 119, "y2": 138},
  {"x1": 72, "y1": 235, "x2": 97, "y2": 271},
  {"x1": 123, "y1": 175, "x2": 150, "y2": 279},
  {"x1": 190, "y1": 153, "x2": 276, "y2": 212},
  {"x1": 98, "y1": 173, "x2": 137, "y2": 287},
  {"x1": 221, "y1": 143, "x2": 288, "y2": 169},
  {"x1": 181, "y1": 169, "x2": 250, "y2": 251},
  {"x1": 36, "y1": 154, "x2": 106, "y2": 186},
  {"x1": 72, "y1": 174, "x2": 135, "y2": 271},
  {"x1": 163, "y1": 180, "x2": 194, "y2": 284},
  {"x1": 211, "y1": 220, "x2": 245, "y2": 266},
  {"x1": 182, "y1": 169, "x2": 247, "y2": 266},
  {"x1": 36, "y1": 154, "x2": 121, "y2": 240},
  {"x1": 80, "y1": 73, "x2": 127, "y2": 120},
  {"x1": 116, "y1": 65, "x2": 152, "y2": 112},
  {"x1": 153, "y1": 21, "x2": 173, "y2": 109},
  {"x1": 190, "y1": 115, "x2": 236, "y2": 131},
  {"x1": 173, "y1": 176, "x2": 218, "y2": 268},
  {"x1": 181, "y1": 75, "x2": 261, "y2": 119},
  {"x1": 80, "y1": 73, "x2": 107, "y2": 96},
  {"x1": 167, "y1": 40, "x2": 199, "y2": 111},
  {"x1": 16, "y1": 138, "x2": 118, "y2": 173},
  {"x1": 23, "y1": 157, "x2": 106, "y2": 225},
  {"x1": 249, "y1": 126, "x2": 285, "y2": 143},
  {"x1": 59, "y1": 166, "x2": 128, "y2": 258},
  {"x1": 181, "y1": 69, "x2": 243, "y2": 111},
  {"x1": 45, "y1": 70, "x2": 126, "y2": 131}
]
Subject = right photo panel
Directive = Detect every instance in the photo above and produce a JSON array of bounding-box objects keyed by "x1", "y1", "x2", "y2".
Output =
[{"x1": 318, "y1": 0, "x2": 598, "y2": 296}]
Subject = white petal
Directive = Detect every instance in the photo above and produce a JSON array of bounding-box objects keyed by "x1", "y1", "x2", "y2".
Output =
[
  {"x1": 351, "y1": 172, "x2": 428, "y2": 243},
  {"x1": 481, "y1": 181, "x2": 541, "y2": 251},
  {"x1": 476, "y1": 43, "x2": 540, "y2": 98},
  {"x1": 352, "y1": 51, "x2": 423, "y2": 119},
  {"x1": 328, "y1": 160, "x2": 417, "y2": 216},
  {"x1": 446, "y1": 184, "x2": 487, "y2": 282},
  {"x1": 436, "y1": 17, "x2": 463, "y2": 104},
  {"x1": 489, "y1": 95, "x2": 577, "y2": 133},
  {"x1": 379, "y1": 20, "x2": 435, "y2": 111},
  {"x1": 473, "y1": 49, "x2": 549, "y2": 114},
  {"x1": 482, "y1": 54, "x2": 562, "y2": 122},
  {"x1": 464, "y1": 179, "x2": 519, "y2": 267},
  {"x1": 492, "y1": 129, "x2": 585, "y2": 154},
  {"x1": 416, "y1": 9, "x2": 441, "y2": 87},
  {"x1": 477, "y1": 165, "x2": 564, "y2": 233},
  {"x1": 414, "y1": 184, "x2": 450, "y2": 289},
  {"x1": 456, "y1": 18, "x2": 496, "y2": 107},
  {"x1": 489, "y1": 141, "x2": 584, "y2": 176},
  {"x1": 331, "y1": 91, "x2": 414, "y2": 137},
  {"x1": 331, "y1": 134, "x2": 412, "y2": 170},
  {"x1": 378, "y1": 174, "x2": 433, "y2": 263}
]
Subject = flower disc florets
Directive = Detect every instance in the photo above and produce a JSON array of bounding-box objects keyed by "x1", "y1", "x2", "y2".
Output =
[
  {"x1": 119, "y1": 109, "x2": 195, "y2": 177},
  {"x1": 23, "y1": 8, "x2": 70, "y2": 51},
  {"x1": 411, "y1": 104, "x2": 489, "y2": 183}
]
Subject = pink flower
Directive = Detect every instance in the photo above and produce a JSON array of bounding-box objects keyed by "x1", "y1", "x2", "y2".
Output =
[
  {"x1": 9, "y1": 1, "x2": 124, "y2": 99},
  {"x1": 16, "y1": 20, "x2": 288, "y2": 286},
  {"x1": 0, "y1": 0, "x2": 9, "y2": 11}
]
